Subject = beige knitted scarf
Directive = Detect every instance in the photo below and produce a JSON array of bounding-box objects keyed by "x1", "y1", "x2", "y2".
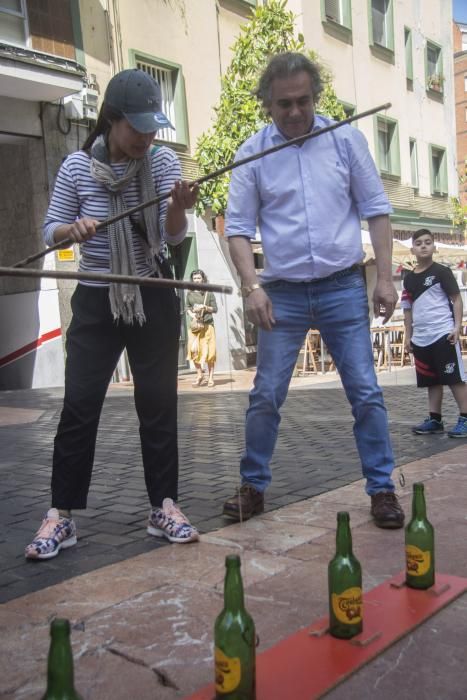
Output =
[{"x1": 90, "y1": 135, "x2": 161, "y2": 324}]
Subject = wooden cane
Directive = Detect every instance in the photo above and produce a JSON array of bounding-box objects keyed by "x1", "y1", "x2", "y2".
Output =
[{"x1": 0, "y1": 266, "x2": 233, "y2": 294}]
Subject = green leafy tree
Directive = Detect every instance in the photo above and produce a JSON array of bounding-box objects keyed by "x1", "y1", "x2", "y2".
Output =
[
  {"x1": 450, "y1": 173, "x2": 467, "y2": 238},
  {"x1": 194, "y1": 0, "x2": 345, "y2": 216}
]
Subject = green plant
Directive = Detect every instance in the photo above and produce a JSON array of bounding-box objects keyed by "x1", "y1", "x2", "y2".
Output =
[
  {"x1": 450, "y1": 170, "x2": 467, "y2": 237},
  {"x1": 428, "y1": 73, "x2": 444, "y2": 92},
  {"x1": 451, "y1": 196, "x2": 467, "y2": 234},
  {"x1": 194, "y1": 0, "x2": 345, "y2": 216}
]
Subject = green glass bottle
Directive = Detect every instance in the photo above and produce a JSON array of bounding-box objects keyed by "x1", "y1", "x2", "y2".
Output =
[
  {"x1": 405, "y1": 482, "x2": 435, "y2": 589},
  {"x1": 328, "y1": 511, "x2": 363, "y2": 639},
  {"x1": 214, "y1": 555, "x2": 256, "y2": 699},
  {"x1": 41, "y1": 618, "x2": 83, "y2": 700}
]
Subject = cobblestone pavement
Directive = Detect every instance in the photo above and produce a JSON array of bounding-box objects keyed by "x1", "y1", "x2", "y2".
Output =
[{"x1": 0, "y1": 381, "x2": 462, "y2": 603}]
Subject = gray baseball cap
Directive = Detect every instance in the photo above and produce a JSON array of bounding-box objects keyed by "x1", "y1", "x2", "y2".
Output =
[{"x1": 104, "y1": 68, "x2": 174, "y2": 133}]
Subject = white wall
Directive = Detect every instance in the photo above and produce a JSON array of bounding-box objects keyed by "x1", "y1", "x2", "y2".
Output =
[
  {"x1": 192, "y1": 218, "x2": 246, "y2": 372},
  {"x1": 0, "y1": 289, "x2": 65, "y2": 389}
]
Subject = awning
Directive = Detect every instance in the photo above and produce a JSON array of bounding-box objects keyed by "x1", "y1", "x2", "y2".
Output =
[{"x1": 363, "y1": 239, "x2": 414, "y2": 266}]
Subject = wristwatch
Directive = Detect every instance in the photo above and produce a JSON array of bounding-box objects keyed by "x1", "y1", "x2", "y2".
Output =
[{"x1": 241, "y1": 283, "x2": 261, "y2": 298}]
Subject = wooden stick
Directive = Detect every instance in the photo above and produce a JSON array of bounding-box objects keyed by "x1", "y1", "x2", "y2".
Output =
[
  {"x1": 12, "y1": 102, "x2": 391, "y2": 269},
  {"x1": 0, "y1": 266, "x2": 233, "y2": 294}
]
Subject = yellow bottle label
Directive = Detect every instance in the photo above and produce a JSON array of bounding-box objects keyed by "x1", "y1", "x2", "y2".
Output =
[
  {"x1": 406, "y1": 544, "x2": 431, "y2": 576},
  {"x1": 331, "y1": 586, "x2": 363, "y2": 625},
  {"x1": 215, "y1": 647, "x2": 241, "y2": 694}
]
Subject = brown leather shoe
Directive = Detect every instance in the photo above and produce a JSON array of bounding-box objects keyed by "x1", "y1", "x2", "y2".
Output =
[
  {"x1": 371, "y1": 492, "x2": 405, "y2": 529},
  {"x1": 223, "y1": 484, "x2": 264, "y2": 521}
]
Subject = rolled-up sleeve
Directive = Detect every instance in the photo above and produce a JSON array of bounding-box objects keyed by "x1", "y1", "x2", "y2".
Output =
[
  {"x1": 347, "y1": 128, "x2": 392, "y2": 220},
  {"x1": 225, "y1": 142, "x2": 260, "y2": 239}
]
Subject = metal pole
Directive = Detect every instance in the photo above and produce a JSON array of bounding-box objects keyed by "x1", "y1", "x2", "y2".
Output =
[{"x1": 12, "y1": 102, "x2": 391, "y2": 269}]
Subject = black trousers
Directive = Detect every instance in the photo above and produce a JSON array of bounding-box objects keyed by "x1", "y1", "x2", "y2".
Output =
[{"x1": 51, "y1": 283, "x2": 180, "y2": 510}]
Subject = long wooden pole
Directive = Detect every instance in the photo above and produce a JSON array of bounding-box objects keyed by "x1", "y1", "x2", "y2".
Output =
[
  {"x1": 0, "y1": 266, "x2": 233, "y2": 294},
  {"x1": 11, "y1": 102, "x2": 391, "y2": 269}
]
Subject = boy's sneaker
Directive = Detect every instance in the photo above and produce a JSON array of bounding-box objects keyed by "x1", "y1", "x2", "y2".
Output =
[
  {"x1": 447, "y1": 416, "x2": 467, "y2": 438},
  {"x1": 147, "y1": 498, "x2": 199, "y2": 543},
  {"x1": 25, "y1": 508, "x2": 77, "y2": 560},
  {"x1": 412, "y1": 417, "x2": 444, "y2": 434}
]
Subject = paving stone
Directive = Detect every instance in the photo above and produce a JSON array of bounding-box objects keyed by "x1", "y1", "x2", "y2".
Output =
[{"x1": 0, "y1": 382, "x2": 464, "y2": 604}]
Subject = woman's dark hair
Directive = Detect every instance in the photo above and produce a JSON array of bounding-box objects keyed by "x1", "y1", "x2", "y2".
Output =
[
  {"x1": 82, "y1": 103, "x2": 124, "y2": 152},
  {"x1": 255, "y1": 52, "x2": 323, "y2": 110},
  {"x1": 190, "y1": 269, "x2": 207, "y2": 283}
]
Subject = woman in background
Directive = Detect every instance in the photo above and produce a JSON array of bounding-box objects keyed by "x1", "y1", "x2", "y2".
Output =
[{"x1": 186, "y1": 269, "x2": 218, "y2": 387}]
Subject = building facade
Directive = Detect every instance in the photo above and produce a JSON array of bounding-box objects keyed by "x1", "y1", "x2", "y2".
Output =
[
  {"x1": 0, "y1": 0, "x2": 460, "y2": 389},
  {"x1": 453, "y1": 19, "x2": 467, "y2": 209}
]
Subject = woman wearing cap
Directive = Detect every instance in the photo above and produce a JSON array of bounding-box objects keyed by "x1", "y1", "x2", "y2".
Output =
[{"x1": 25, "y1": 69, "x2": 200, "y2": 560}]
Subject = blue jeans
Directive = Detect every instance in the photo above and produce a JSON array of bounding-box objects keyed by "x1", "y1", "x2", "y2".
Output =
[{"x1": 240, "y1": 270, "x2": 395, "y2": 496}]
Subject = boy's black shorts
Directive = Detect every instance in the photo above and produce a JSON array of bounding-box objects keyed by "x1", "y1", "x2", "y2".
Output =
[{"x1": 411, "y1": 334, "x2": 466, "y2": 388}]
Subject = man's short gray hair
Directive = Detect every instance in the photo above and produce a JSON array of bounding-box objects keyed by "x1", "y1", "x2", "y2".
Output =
[{"x1": 255, "y1": 52, "x2": 323, "y2": 109}]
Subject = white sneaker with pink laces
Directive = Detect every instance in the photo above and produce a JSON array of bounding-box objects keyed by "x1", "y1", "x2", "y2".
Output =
[
  {"x1": 25, "y1": 508, "x2": 77, "y2": 560},
  {"x1": 147, "y1": 498, "x2": 199, "y2": 543}
]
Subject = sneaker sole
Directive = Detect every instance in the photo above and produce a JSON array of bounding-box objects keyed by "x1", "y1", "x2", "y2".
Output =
[
  {"x1": 412, "y1": 429, "x2": 444, "y2": 434},
  {"x1": 147, "y1": 525, "x2": 199, "y2": 543},
  {"x1": 25, "y1": 535, "x2": 77, "y2": 560},
  {"x1": 447, "y1": 433, "x2": 467, "y2": 438}
]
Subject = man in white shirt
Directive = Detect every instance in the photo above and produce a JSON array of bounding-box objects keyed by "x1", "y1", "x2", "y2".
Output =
[{"x1": 223, "y1": 52, "x2": 404, "y2": 529}]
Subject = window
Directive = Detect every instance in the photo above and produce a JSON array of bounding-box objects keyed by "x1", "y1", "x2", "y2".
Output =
[
  {"x1": 429, "y1": 145, "x2": 447, "y2": 196},
  {"x1": 426, "y1": 41, "x2": 443, "y2": 94},
  {"x1": 409, "y1": 138, "x2": 418, "y2": 189},
  {"x1": 324, "y1": 0, "x2": 351, "y2": 28},
  {"x1": 405, "y1": 27, "x2": 413, "y2": 84},
  {"x1": 321, "y1": 0, "x2": 352, "y2": 42},
  {"x1": 371, "y1": 0, "x2": 394, "y2": 52},
  {"x1": 0, "y1": 0, "x2": 28, "y2": 46},
  {"x1": 132, "y1": 52, "x2": 189, "y2": 148},
  {"x1": 464, "y1": 75, "x2": 467, "y2": 92},
  {"x1": 375, "y1": 115, "x2": 400, "y2": 177}
]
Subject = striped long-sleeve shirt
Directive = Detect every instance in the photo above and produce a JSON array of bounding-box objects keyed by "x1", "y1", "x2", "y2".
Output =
[{"x1": 43, "y1": 145, "x2": 186, "y2": 286}]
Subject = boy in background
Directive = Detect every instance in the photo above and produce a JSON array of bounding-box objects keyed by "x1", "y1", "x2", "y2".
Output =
[{"x1": 402, "y1": 228, "x2": 467, "y2": 437}]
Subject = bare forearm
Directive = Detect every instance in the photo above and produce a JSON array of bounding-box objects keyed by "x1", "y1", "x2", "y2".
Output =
[
  {"x1": 368, "y1": 215, "x2": 393, "y2": 281},
  {"x1": 368, "y1": 215, "x2": 398, "y2": 322},
  {"x1": 165, "y1": 181, "x2": 199, "y2": 239},
  {"x1": 165, "y1": 203, "x2": 188, "y2": 238},
  {"x1": 452, "y1": 295, "x2": 463, "y2": 329},
  {"x1": 403, "y1": 310, "x2": 412, "y2": 339}
]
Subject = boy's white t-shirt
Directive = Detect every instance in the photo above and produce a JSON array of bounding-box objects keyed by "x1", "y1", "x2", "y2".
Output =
[{"x1": 401, "y1": 262, "x2": 459, "y2": 347}]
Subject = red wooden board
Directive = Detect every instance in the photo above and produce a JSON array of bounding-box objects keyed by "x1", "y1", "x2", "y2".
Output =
[{"x1": 183, "y1": 572, "x2": 467, "y2": 700}]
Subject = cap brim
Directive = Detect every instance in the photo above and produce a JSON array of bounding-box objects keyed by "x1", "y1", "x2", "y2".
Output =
[{"x1": 123, "y1": 111, "x2": 175, "y2": 133}]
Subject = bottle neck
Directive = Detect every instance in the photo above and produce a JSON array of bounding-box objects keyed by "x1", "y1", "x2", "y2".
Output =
[
  {"x1": 412, "y1": 485, "x2": 427, "y2": 519},
  {"x1": 335, "y1": 514, "x2": 353, "y2": 556},
  {"x1": 47, "y1": 629, "x2": 75, "y2": 692},
  {"x1": 224, "y1": 561, "x2": 245, "y2": 612}
]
